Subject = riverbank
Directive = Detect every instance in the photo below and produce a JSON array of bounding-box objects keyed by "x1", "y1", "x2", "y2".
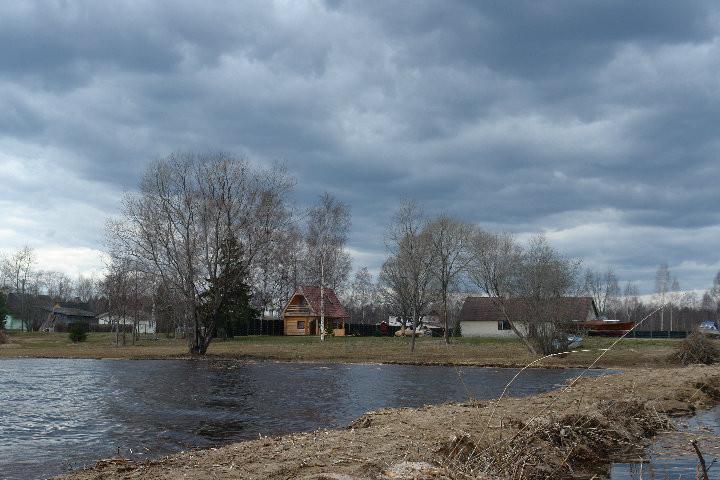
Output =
[
  {"x1": 1, "y1": 332, "x2": 680, "y2": 368},
  {"x1": 59, "y1": 364, "x2": 720, "y2": 479}
]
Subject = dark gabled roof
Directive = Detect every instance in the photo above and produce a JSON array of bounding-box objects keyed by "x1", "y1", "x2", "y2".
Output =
[
  {"x1": 49, "y1": 306, "x2": 97, "y2": 318},
  {"x1": 291, "y1": 285, "x2": 349, "y2": 319},
  {"x1": 459, "y1": 296, "x2": 597, "y2": 323}
]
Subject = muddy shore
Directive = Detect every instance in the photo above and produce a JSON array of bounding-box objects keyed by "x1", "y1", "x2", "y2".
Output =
[{"x1": 59, "y1": 365, "x2": 720, "y2": 480}]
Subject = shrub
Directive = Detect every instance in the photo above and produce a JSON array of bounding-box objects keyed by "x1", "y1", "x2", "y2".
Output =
[
  {"x1": 68, "y1": 322, "x2": 89, "y2": 343},
  {"x1": 669, "y1": 332, "x2": 720, "y2": 365}
]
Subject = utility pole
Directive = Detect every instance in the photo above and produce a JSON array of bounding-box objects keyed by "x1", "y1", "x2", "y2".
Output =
[{"x1": 320, "y1": 256, "x2": 325, "y2": 342}]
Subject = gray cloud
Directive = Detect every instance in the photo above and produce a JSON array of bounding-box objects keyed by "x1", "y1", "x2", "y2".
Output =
[{"x1": 0, "y1": 0, "x2": 718, "y2": 291}]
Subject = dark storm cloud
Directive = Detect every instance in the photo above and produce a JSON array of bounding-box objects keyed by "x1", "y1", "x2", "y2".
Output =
[{"x1": 0, "y1": 0, "x2": 719, "y2": 290}]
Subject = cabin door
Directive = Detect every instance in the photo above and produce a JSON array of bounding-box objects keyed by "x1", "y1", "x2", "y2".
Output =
[{"x1": 309, "y1": 319, "x2": 317, "y2": 335}]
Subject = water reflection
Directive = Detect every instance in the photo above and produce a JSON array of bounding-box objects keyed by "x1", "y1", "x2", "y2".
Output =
[{"x1": 0, "y1": 358, "x2": 604, "y2": 480}]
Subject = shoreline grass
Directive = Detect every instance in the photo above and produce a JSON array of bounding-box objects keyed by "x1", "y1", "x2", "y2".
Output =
[{"x1": 0, "y1": 331, "x2": 680, "y2": 368}]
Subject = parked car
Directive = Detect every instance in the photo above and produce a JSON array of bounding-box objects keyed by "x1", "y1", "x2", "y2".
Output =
[
  {"x1": 552, "y1": 334, "x2": 584, "y2": 351},
  {"x1": 698, "y1": 320, "x2": 720, "y2": 337}
]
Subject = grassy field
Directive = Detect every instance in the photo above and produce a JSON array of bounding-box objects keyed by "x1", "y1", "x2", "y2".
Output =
[{"x1": 0, "y1": 331, "x2": 683, "y2": 368}]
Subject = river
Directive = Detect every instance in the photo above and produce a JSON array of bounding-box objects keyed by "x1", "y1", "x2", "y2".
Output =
[{"x1": 0, "y1": 358, "x2": 606, "y2": 480}]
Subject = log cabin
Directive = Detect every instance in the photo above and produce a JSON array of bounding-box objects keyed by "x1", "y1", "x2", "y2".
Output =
[{"x1": 282, "y1": 285, "x2": 348, "y2": 336}]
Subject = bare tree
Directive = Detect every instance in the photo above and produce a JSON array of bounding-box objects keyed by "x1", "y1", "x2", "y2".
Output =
[
  {"x1": 244, "y1": 165, "x2": 296, "y2": 319},
  {"x1": 304, "y1": 192, "x2": 351, "y2": 341},
  {"x1": 583, "y1": 268, "x2": 620, "y2": 318},
  {"x1": 349, "y1": 266, "x2": 375, "y2": 324},
  {"x1": 385, "y1": 200, "x2": 436, "y2": 352},
  {"x1": 469, "y1": 231, "x2": 581, "y2": 355},
  {"x1": 621, "y1": 281, "x2": 641, "y2": 322},
  {"x1": 655, "y1": 263, "x2": 671, "y2": 330},
  {"x1": 5, "y1": 246, "x2": 36, "y2": 331},
  {"x1": 468, "y1": 230, "x2": 532, "y2": 349},
  {"x1": 44, "y1": 271, "x2": 74, "y2": 301},
  {"x1": 668, "y1": 276, "x2": 681, "y2": 332},
  {"x1": 426, "y1": 214, "x2": 472, "y2": 344},
  {"x1": 709, "y1": 270, "x2": 720, "y2": 318},
  {"x1": 75, "y1": 275, "x2": 96, "y2": 303},
  {"x1": 106, "y1": 152, "x2": 284, "y2": 355},
  {"x1": 379, "y1": 254, "x2": 412, "y2": 329}
]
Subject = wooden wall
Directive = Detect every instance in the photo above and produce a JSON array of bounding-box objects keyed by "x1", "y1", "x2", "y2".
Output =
[{"x1": 284, "y1": 316, "x2": 313, "y2": 335}]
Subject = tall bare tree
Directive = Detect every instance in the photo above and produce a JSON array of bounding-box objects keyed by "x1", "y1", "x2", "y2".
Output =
[
  {"x1": 621, "y1": 281, "x2": 641, "y2": 322},
  {"x1": 583, "y1": 268, "x2": 620, "y2": 318},
  {"x1": 379, "y1": 254, "x2": 412, "y2": 328},
  {"x1": 5, "y1": 246, "x2": 36, "y2": 331},
  {"x1": 655, "y1": 263, "x2": 671, "y2": 330},
  {"x1": 304, "y1": 192, "x2": 351, "y2": 341},
  {"x1": 106, "y1": 152, "x2": 285, "y2": 355},
  {"x1": 426, "y1": 214, "x2": 472, "y2": 343},
  {"x1": 385, "y1": 200, "x2": 436, "y2": 352},
  {"x1": 349, "y1": 266, "x2": 375, "y2": 324},
  {"x1": 469, "y1": 231, "x2": 581, "y2": 355}
]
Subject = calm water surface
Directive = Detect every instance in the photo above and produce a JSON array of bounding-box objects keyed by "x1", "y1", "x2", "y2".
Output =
[
  {"x1": 611, "y1": 405, "x2": 720, "y2": 479},
  {"x1": 0, "y1": 358, "x2": 605, "y2": 480}
]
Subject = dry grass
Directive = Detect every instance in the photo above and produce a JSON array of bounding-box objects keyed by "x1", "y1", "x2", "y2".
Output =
[
  {"x1": 1, "y1": 331, "x2": 679, "y2": 368},
  {"x1": 669, "y1": 332, "x2": 720, "y2": 365}
]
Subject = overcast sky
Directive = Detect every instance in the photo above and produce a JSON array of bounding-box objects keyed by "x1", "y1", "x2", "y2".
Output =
[{"x1": 1, "y1": 1, "x2": 719, "y2": 293}]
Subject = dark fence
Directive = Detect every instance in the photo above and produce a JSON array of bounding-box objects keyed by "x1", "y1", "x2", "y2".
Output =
[
  {"x1": 345, "y1": 323, "x2": 403, "y2": 336},
  {"x1": 221, "y1": 318, "x2": 285, "y2": 337},
  {"x1": 626, "y1": 330, "x2": 689, "y2": 339}
]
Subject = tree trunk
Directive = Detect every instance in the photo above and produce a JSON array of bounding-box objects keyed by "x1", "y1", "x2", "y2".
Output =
[
  {"x1": 410, "y1": 305, "x2": 417, "y2": 352},
  {"x1": 442, "y1": 291, "x2": 449, "y2": 344}
]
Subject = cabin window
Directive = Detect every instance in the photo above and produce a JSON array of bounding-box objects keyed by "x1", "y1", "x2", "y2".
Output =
[
  {"x1": 498, "y1": 320, "x2": 512, "y2": 331},
  {"x1": 297, "y1": 321, "x2": 305, "y2": 329}
]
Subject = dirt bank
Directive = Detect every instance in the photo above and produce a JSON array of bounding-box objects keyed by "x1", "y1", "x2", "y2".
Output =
[{"x1": 60, "y1": 365, "x2": 720, "y2": 480}]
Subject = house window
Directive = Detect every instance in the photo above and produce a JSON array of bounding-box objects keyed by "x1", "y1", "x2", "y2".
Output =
[
  {"x1": 498, "y1": 320, "x2": 512, "y2": 331},
  {"x1": 297, "y1": 321, "x2": 305, "y2": 329}
]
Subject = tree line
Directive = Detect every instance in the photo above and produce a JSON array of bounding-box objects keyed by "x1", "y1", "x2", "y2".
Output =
[
  {"x1": 2, "y1": 152, "x2": 719, "y2": 357},
  {"x1": 0, "y1": 246, "x2": 105, "y2": 331},
  {"x1": 104, "y1": 152, "x2": 353, "y2": 354}
]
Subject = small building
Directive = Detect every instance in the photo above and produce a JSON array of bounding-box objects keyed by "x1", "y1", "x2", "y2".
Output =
[
  {"x1": 459, "y1": 296, "x2": 598, "y2": 338},
  {"x1": 282, "y1": 285, "x2": 348, "y2": 336},
  {"x1": 97, "y1": 313, "x2": 156, "y2": 334},
  {"x1": 40, "y1": 303, "x2": 98, "y2": 332}
]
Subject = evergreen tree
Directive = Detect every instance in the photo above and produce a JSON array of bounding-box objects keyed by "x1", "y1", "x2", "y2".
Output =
[
  {"x1": 199, "y1": 233, "x2": 258, "y2": 339},
  {"x1": 0, "y1": 292, "x2": 8, "y2": 330}
]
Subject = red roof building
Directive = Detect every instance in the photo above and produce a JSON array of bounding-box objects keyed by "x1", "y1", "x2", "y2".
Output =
[{"x1": 282, "y1": 285, "x2": 349, "y2": 336}]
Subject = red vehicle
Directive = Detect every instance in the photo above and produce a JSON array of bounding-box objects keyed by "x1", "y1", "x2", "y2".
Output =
[{"x1": 575, "y1": 319, "x2": 635, "y2": 337}]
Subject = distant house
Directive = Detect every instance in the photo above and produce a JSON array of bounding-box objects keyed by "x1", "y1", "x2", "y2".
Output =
[
  {"x1": 387, "y1": 311, "x2": 445, "y2": 334},
  {"x1": 282, "y1": 286, "x2": 349, "y2": 336},
  {"x1": 97, "y1": 313, "x2": 156, "y2": 334},
  {"x1": 459, "y1": 296, "x2": 598, "y2": 338},
  {"x1": 40, "y1": 303, "x2": 98, "y2": 332}
]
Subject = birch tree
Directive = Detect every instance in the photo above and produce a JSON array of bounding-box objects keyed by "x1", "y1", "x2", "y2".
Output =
[{"x1": 304, "y1": 192, "x2": 351, "y2": 341}]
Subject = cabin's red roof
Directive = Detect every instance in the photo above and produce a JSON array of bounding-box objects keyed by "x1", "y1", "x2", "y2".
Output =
[
  {"x1": 293, "y1": 285, "x2": 349, "y2": 319},
  {"x1": 459, "y1": 296, "x2": 598, "y2": 323}
]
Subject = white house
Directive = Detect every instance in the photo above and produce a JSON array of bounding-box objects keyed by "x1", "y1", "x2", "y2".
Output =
[
  {"x1": 458, "y1": 296, "x2": 598, "y2": 338},
  {"x1": 97, "y1": 313, "x2": 156, "y2": 334}
]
